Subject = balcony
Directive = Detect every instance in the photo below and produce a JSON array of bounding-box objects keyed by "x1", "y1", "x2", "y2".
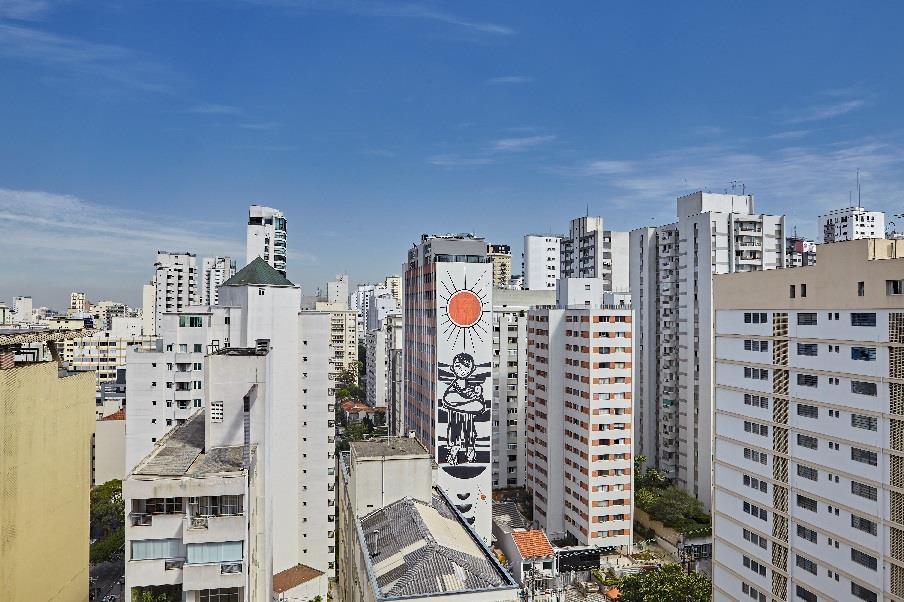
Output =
[
  {"x1": 130, "y1": 513, "x2": 152, "y2": 527},
  {"x1": 182, "y1": 515, "x2": 245, "y2": 544},
  {"x1": 182, "y1": 561, "x2": 244, "y2": 591}
]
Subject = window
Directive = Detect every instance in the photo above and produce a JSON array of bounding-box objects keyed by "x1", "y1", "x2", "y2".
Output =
[
  {"x1": 743, "y1": 448, "x2": 768, "y2": 465},
  {"x1": 742, "y1": 582, "x2": 767, "y2": 602},
  {"x1": 851, "y1": 380, "x2": 877, "y2": 396},
  {"x1": 179, "y1": 315, "x2": 203, "y2": 327},
  {"x1": 851, "y1": 347, "x2": 877, "y2": 361},
  {"x1": 743, "y1": 555, "x2": 767, "y2": 576},
  {"x1": 796, "y1": 404, "x2": 818, "y2": 418},
  {"x1": 199, "y1": 589, "x2": 240, "y2": 602},
  {"x1": 186, "y1": 541, "x2": 243, "y2": 564},
  {"x1": 851, "y1": 583, "x2": 878, "y2": 602},
  {"x1": 211, "y1": 401, "x2": 224, "y2": 423},
  {"x1": 851, "y1": 481, "x2": 878, "y2": 501},
  {"x1": 221, "y1": 495, "x2": 243, "y2": 515},
  {"x1": 744, "y1": 393, "x2": 769, "y2": 409},
  {"x1": 795, "y1": 554, "x2": 817, "y2": 574},
  {"x1": 744, "y1": 367, "x2": 769, "y2": 380},
  {"x1": 743, "y1": 474, "x2": 768, "y2": 493},
  {"x1": 858, "y1": 281, "x2": 865, "y2": 297},
  {"x1": 796, "y1": 585, "x2": 817, "y2": 602},
  {"x1": 797, "y1": 494, "x2": 818, "y2": 512},
  {"x1": 800, "y1": 283, "x2": 807, "y2": 297},
  {"x1": 131, "y1": 538, "x2": 185, "y2": 561},
  {"x1": 790, "y1": 284, "x2": 796, "y2": 298},
  {"x1": 797, "y1": 312, "x2": 817, "y2": 325},
  {"x1": 851, "y1": 548, "x2": 878, "y2": 571},
  {"x1": 851, "y1": 514, "x2": 877, "y2": 536},
  {"x1": 179, "y1": 344, "x2": 188, "y2": 353},
  {"x1": 744, "y1": 421, "x2": 769, "y2": 436},
  {"x1": 796, "y1": 374, "x2": 818, "y2": 387},
  {"x1": 851, "y1": 312, "x2": 876, "y2": 326},
  {"x1": 796, "y1": 464, "x2": 818, "y2": 481},
  {"x1": 851, "y1": 414, "x2": 878, "y2": 431},
  {"x1": 193, "y1": 398, "x2": 202, "y2": 408},
  {"x1": 744, "y1": 312, "x2": 768, "y2": 324},
  {"x1": 796, "y1": 343, "x2": 818, "y2": 356},
  {"x1": 744, "y1": 340, "x2": 768, "y2": 352},
  {"x1": 796, "y1": 524, "x2": 817, "y2": 543},
  {"x1": 194, "y1": 344, "x2": 203, "y2": 352},
  {"x1": 851, "y1": 447, "x2": 878, "y2": 466},
  {"x1": 743, "y1": 501, "x2": 768, "y2": 520},
  {"x1": 887, "y1": 279, "x2": 904, "y2": 295},
  {"x1": 797, "y1": 434, "x2": 818, "y2": 450},
  {"x1": 743, "y1": 528, "x2": 768, "y2": 549}
]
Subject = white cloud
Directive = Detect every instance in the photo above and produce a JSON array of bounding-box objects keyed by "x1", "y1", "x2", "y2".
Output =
[
  {"x1": 428, "y1": 153, "x2": 494, "y2": 167},
  {"x1": 766, "y1": 129, "x2": 812, "y2": 141},
  {"x1": 488, "y1": 75, "x2": 533, "y2": 85},
  {"x1": 785, "y1": 98, "x2": 868, "y2": 123},
  {"x1": 187, "y1": 103, "x2": 244, "y2": 115},
  {"x1": 491, "y1": 135, "x2": 556, "y2": 152},
  {"x1": 550, "y1": 160, "x2": 635, "y2": 177}
]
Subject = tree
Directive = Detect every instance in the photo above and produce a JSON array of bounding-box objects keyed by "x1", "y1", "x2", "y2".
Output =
[
  {"x1": 616, "y1": 564, "x2": 711, "y2": 602},
  {"x1": 91, "y1": 479, "x2": 124, "y2": 538}
]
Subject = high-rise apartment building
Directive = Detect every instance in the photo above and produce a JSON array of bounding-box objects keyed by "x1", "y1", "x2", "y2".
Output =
[
  {"x1": 66, "y1": 316, "x2": 156, "y2": 388},
  {"x1": 561, "y1": 216, "x2": 630, "y2": 291},
  {"x1": 491, "y1": 287, "x2": 556, "y2": 490},
  {"x1": 365, "y1": 309, "x2": 402, "y2": 409},
  {"x1": 786, "y1": 236, "x2": 817, "y2": 268},
  {"x1": 523, "y1": 234, "x2": 563, "y2": 290},
  {"x1": 404, "y1": 234, "x2": 494, "y2": 542},
  {"x1": 153, "y1": 251, "x2": 198, "y2": 336},
  {"x1": 327, "y1": 273, "x2": 349, "y2": 305},
  {"x1": 91, "y1": 300, "x2": 136, "y2": 330},
  {"x1": 1, "y1": 330, "x2": 94, "y2": 601},
  {"x1": 13, "y1": 295, "x2": 32, "y2": 323},
  {"x1": 711, "y1": 238, "x2": 904, "y2": 602},
  {"x1": 70, "y1": 291, "x2": 87, "y2": 313},
  {"x1": 630, "y1": 192, "x2": 785, "y2": 507},
  {"x1": 488, "y1": 243, "x2": 513, "y2": 287},
  {"x1": 525, "y1": 279, "x2": 634, "y2": 547},
  {"x1": 246, "y1": 205, "x2": 288, "y2": 276},
  {"x1": 818, "y1": 205, "x2": 885, "y2": 243},
  {"x1": 383, "y1": 274, "x2": 402, "y2": 306},
  {"x1": 200, "y1": 256, "x2": 237, "y2": 306}
]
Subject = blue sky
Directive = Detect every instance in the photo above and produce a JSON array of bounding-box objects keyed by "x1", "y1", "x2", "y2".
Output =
[{"x1": 2, "y1": 1, "x2": 904, "y2": 308}]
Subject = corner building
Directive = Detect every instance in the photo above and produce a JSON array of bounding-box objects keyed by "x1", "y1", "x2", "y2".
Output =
[
  {"x1": 404, "y1": 234, "x2": 494, "y2": 542},
  {"x1": 712, "y1": 239, "x2": 904, "y2": 602}
]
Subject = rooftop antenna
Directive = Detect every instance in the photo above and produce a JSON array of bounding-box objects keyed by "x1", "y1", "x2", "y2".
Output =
[{"x1": 857, "y1": 169, "x2": 862, "y2": 208}]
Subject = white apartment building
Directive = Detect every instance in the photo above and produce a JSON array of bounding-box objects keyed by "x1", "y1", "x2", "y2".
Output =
[
  {"x1": 523, "y1": 234, "x2": 562, "y2": 290},
  {"x1": 67, "y1": 316, "x2": 156, "y2": 388},
  {"x1": 337, "y1": 438, "x2": 520, "y2": 602},
  {"x1": 307, "y1": 301, "x2": 358, "y2": 383},
  {"x1": 525, "y1": 279, "x2": 634, "y2": 548},
  {"x1": 70, "y1": 291, "x2": 87, "y2": 313},
  {"x1": 0, "y1": 302, "x2": 10, "y2": 324},
  {"x1": 125, "y1": 306, "x2": 241, "y2": 471},
  {"x1": 561, "y1": 216, "x2": 630, "y2": 291},
  {"x1": 366, "y1": 287, "x2": 399, "y2": 332},
  {"x1": 383, "y1": 274, "x2": 402, "y2": 306},
  {"x1": 492, "y1": 288, "x2": 556, "y2": 490},
  {"x1": 404, "y1": 234, "x2": 494, "y2": 542},
  {"x1": 13, "y1": 295, "x2": 32, "y2": 323},
  {"x1": 246, "y1": 204, "x2": 288, "y2": 276},
  {"x1": 327, "y1": 273, "x2": 349, "y2": 305},
  {"x1": 365, "y1": 310, "x2": 402, "y2": 410},
  {"x1": 630, "y1": 191, "x2": 785, "y2": 507},
  {"x1": 712, "y1": 238, "x2": 904, "y2": 602},
  {"x1": 125, "y1": 346, "x2": 327, "y2": 602},
  {"x1": 91, "y1": 300, "x2": 137, "y2": 330},
  {"x1": 818, "y1": 205, "x2": 885, "y2": 244},
  {"x1": 786, "y1": 236, "x2": 817, "y2": 268},
  {"x1": 153, "y1": 252, "x2": 199, "y2": 336},
  {"x1": 488, "y1": 244, "x2": 513, "y2": 287},
  {"x1": 201, "y1": 256, "x2": 237, "y2": 306}
]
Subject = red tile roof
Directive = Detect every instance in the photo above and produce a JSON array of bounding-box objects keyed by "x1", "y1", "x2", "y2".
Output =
[
  {"x1": 100, "y1": 408, "x2": 126, "y2": 421},
  {"x1": 511, "y1": 530, "x2": 554, "y2": 559},
  {"x1": 272, "y1": 563, "x2": 324, "y2": 593}
]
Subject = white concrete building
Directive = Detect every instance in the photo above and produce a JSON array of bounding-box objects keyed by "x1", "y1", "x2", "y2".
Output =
[
  {"x1": 366, "y1": 287, "x2": 399, "y2": 332},
  {"x1": 201, "y1": 257, "x2": 237, "y2": 306},
  {"x1": 142, "y1": 283, "x2": 156, "y2": 336},
  {"x1": 523, "y1": 234, "x2": 562, "y2": 291},
  {"x1": 404, "y1": 234, "x2": 494, "y2": 542},
  {"x1": 70, "y1": 291, "x2": 87, "y2": 313},
  {"x1": 337, "y1": 438, "x2": 520, "y2": 602},
  {"x1": 13, "y1": 295, "x2": 32, "y2": 323},
  {"x1": 488, "y1": 244, "x2": 513, "y2": 287},
  {"x1": 328, "y1": 273, "x2": 349, "y2": 305},
  {"x1": 66, "y1": 316, "x2": 156, "y2": 388},
  {"x1": 383, "y1": 275, "x2": 402, "y2": 307},
  {"x1": 525, "y1": 279, "x2": 634, "y2": 548},
  {"x1": 153, "y1": 252, "x2": 199, "y2": 336},
  {"x1": 786, "y1": 236, "x2": 817, "y2": 268},
  {"x1": 365, "y1": 310, "x2": 402, "y2": 411},
  {"x1": 711, "y1": 238, "x2": 904, "y2": 602},
  {"x1": 246, "y1": 204, "x2": 288, "y2": 276},
  {"x1": 630, "y1": 192, "x2": 785, "y2": 507},
  {"x1": 560, "y1": 216, "x2": 630, "y2": 291},
  {"x1": 491, "y1": 288, "x2": 556, "y2": 490},
  {"x1": 818, "y1": 205, "x2": 885, "y2": 244}
]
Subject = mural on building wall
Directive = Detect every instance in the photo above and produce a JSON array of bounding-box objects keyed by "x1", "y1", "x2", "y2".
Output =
[{"x1": 435, "y1": 265, "x2": 492, "y2": 530}]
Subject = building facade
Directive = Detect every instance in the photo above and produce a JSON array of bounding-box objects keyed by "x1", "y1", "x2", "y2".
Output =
[
  {"x1": 70, "y1": 291, "x2": 87, "y2": 313},
  {"x1": 404, "y1": 234, "x2": 494, "y2": 542},
  {"x1": 560, "y1": 216, "x2": 630, "y2": 291},
  {"x1": 13, "y1": 295, "x2": 32, "y2": 323},
  {"x1": 66, "y1": 316, "x2": 156, "y2": 389},
  {"x1": 712, "y1": 238, "x2": 904, "y2": 602},
  {"x1": 630, "y1": 192, "x2": 785, "y2": 507},
  {"x1": 785, "y1": 236, "x2": 817, "y2": 268},
  {"x1": 818, "y1": 205, "x2": 885, "y2": 244},
  {"x1": 488, "y1": 244, "x2": 513, "y2": 287},
  {"x1": 201, "y1": 256, "x2": 237, "y2": 306},
  {"x1": 246, "y1": 205, "x2": 288, "y2": 276},
  {"x1": 154, "y1": 251, "x2": 199, "y2": 336},
  {"x1": 525, "y1": 279, "x2": 634, "y2": 548},
  {"x1": 365, "y1": 310, "x2": 402, "y2": 409},
  {"x1": 523, "y1": 234, "x2": 562, "y2": 291},
  {"x1": 491, "y1": 288, "x2": 556, "y2": 490}
]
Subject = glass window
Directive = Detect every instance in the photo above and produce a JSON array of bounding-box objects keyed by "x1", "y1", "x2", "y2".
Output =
[
  {"x1": 851, "y1": 312, "x2": 876, "y2": 327},
  {"x1": 131, "y1": 539, "x2": 185, "y2": 561},
  {"x1": 797, "y1": 343, "x2": 818, "y2": 356},
  {"x1": 851, "y1": 380, "x2": 878, "y2": 396},
  {"x1": 797, "y1": 374, "x2": 818, "y2": 387},
  {"x1": 186, "y1": 541, "x2": 243, "y2": 564},
  {"x1": 796, "y1": 404, "x2": 818, "y2": 418},
  {"x1": 797, "y1": 312, "x2": 817, "y2": 325},
  {"x1": 199, "y1": 589, "x2": 241, "y2": 602},
  {"x1": 851, "y1": 447, "x2": 878, "y2": 466},
  {"x1": 851, "y1": 347, "x2": 877, "y2": 361},
  {"x1": 851, "y1": 414, "x2": 878, "y2": 431}
]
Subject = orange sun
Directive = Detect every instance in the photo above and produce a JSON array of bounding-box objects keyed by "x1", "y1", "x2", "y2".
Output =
[{"x1": 448, "y1": 290, "x2": 482, "y2": 327}]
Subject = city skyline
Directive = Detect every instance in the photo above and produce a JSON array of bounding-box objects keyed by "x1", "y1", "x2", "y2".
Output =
[{"x1": 3, "y1": 2, "x2": 904, "y2": 305}]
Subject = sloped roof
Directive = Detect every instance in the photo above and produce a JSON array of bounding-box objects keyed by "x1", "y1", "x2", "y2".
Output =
[
  {"x1": 100, "y1": 408, "x2": 126, "y2": 421},
  {"x1": 360, "y1": 493, "x2": 512, "y2": 599},
  {"x1": 510, "y1": 530, "x2": 554, "y2": 560},
  {"x1": 221, "y1": 257, "x2": 294, "y2": 287},
  {"x1": 272, "y1": 563, "x2": 324, "y2": 593}
]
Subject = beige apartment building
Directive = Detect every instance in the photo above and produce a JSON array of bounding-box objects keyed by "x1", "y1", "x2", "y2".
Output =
[
  {"x1": 488, "y1": 244, "x2": 513, "y2": 287},
  {"x1": 0, "y1": 331, "x2": 95, "y2": 602}
]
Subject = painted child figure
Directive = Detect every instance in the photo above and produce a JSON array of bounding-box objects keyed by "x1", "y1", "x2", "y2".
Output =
[{"x1": 441, "y1": 352, "x2": 487, "y2": 465}]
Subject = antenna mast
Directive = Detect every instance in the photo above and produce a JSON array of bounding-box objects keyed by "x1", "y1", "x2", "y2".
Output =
[{"x1": 856, "y1": 169, "x2": 861, "y2": 207}]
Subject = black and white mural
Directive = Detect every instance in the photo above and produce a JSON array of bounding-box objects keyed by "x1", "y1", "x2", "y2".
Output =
[{"x1": 435, "y1": 263, "x2": 492, "y2": 540}]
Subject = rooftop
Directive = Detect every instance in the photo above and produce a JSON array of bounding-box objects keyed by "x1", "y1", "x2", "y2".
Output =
[
  {"x1": 510, "y1": 530, "x2": 555, "y2": 560},
  {"x1": 131, "y1": 411, "x2": 246, "y2": 478},
  {"x1": 221, "y1": 256, "x2": 294, "y2": 287},
  {"x1": 100, "y1": 408, "x2": 126, "y2": 421},
  {"x1": 351, "y1": 437, "x2": 430, "y2": 460},
  {"x1": 359, "y1": 492, "x2": 515, "y2": 599},
  {"x1": 0, "y1": 327, "x2": 96, "y2": 349},
  {"x1": 492, "y1": 501, "x2": 529, "y2": 533},
  {"x1": 272, "y1": 563, "x2": 324, "y2": 593}
]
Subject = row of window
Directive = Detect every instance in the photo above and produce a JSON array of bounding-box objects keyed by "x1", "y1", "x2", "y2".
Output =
[{"x1": 796, "y1": 312, "x2": 876, "y2": 326}]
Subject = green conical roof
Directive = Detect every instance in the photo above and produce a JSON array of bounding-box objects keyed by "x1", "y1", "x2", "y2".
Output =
[{"x1": 221, "y1": 257, "x2": 294, "y2": 287}]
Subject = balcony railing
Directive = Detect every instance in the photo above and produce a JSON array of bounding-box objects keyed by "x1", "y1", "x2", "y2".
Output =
[
  {"x1": 130, "y1": 513, "x2": 152, "y2": 527},
  {"x1": 189, "y1": 516, "x2": 209, "y2": 529},
  {"x1": 221, "y1": 562, "x2": 242, "y2": 575}
]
